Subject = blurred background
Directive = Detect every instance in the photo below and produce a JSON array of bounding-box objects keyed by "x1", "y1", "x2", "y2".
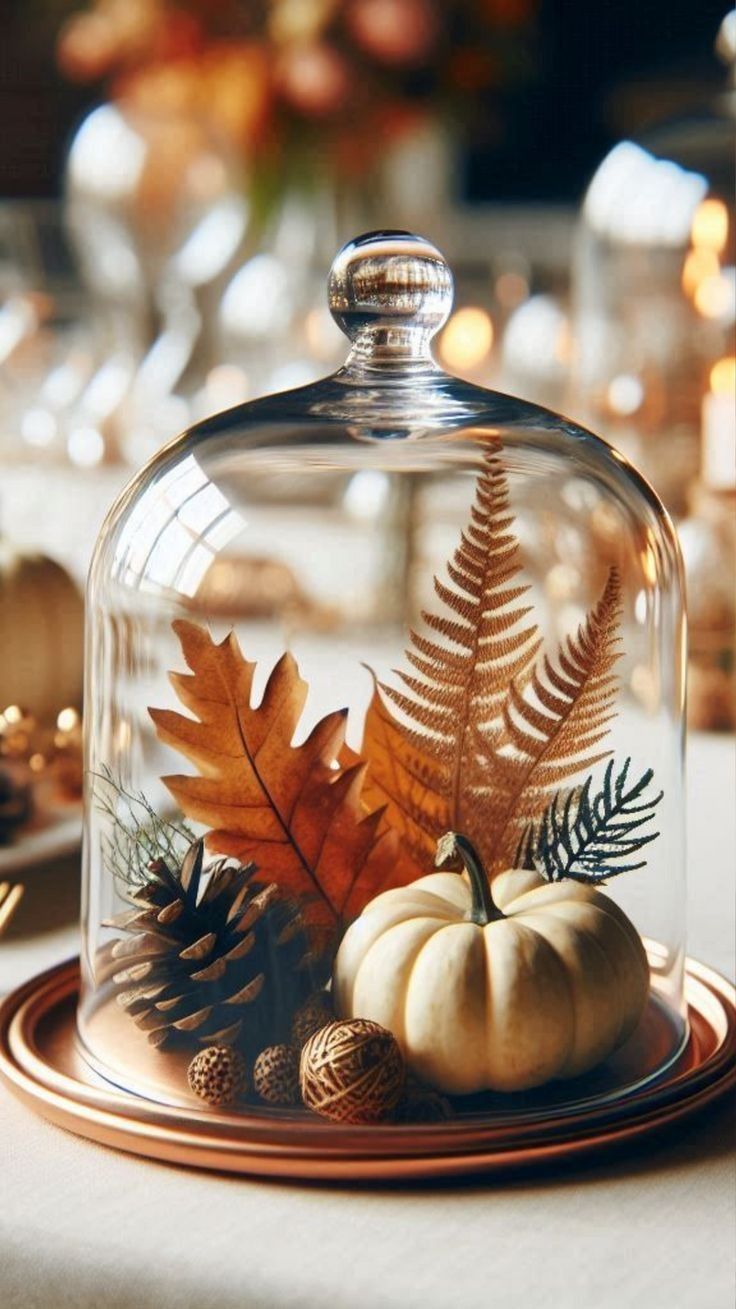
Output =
[{"x1": 0, "y1": 1, "x2": 734, "y2": 867}]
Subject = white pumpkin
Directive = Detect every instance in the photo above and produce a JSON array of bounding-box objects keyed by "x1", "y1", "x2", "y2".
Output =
[
  {"x1": 0, "y1": 539, "x2": 84, "y2": 720},
  {"x1": 333, "y1": 833, "x2": 649, "y2": 1095}
]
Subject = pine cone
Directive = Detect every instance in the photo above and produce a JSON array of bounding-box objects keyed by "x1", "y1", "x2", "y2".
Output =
[
  {"x1": 188, "y1": 1045, "x2": 247, "y2": 1106},
  {"x1": 253, "y1": 1044, "x2": 300, "y2": 1106},
  {"x1": 104, "y1": 839, "x2": 319, "y2": 1057}
]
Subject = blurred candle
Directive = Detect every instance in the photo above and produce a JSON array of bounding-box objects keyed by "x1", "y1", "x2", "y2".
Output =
[
  {"x1": 702, "y1": 357, "x2": 736, "y2": 490},
  {"x1": 693, "y1": 269, "x2": 736, "y2": 320},
  {"x1": 690, "y1": 198, "x2": 729, "y2": 254},
  {"x1": 681, "y1": 247, "x2": 719, "y2": 298}
]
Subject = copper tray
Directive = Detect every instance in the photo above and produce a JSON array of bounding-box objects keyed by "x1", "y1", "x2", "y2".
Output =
[{"x1": 1, "y1": 956, "x2": 734, "y2": 1181}]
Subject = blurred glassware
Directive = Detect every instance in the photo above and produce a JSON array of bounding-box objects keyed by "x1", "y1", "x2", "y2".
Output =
[
  {"x1": 572, "y1": 11, "x2": 736, "y2": 517},
  {"x1": 63, "y1": 99, "x2": 249, "y2": 460},
  {"x1": 217, "y1": 222, "x2": 522, "y2": 407},
  {"x1": 213, "y1": 189, "x2": 343, "y2": 405},
  {"x1": 500, "y1": 293, "x2": 571, "y2": 411},
  {"x1": 0, "y1": 201, "x2": 98, "y2": 466}
]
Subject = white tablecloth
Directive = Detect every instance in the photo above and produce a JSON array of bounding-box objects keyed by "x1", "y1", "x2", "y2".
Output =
[{"x1": 1, "y1": 733, "x2": 734, "y2": 1309}]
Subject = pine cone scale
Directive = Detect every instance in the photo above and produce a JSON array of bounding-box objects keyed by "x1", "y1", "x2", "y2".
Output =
[
  {"x1": 111, "y1": 933, "x2": 174, "y2": 961},
  {"x1": 179, "y1": 932, "x2": 217, "y2": 961},
  {"x1": 173, "y1": 1005, "x2": 213, "y2": 1032},
  {"x1": 222, "y1": 931, "x2": 257, "y2": 962},
  {"x1": 224, "y1": 974, "x2": 264, "y2": 1005},
  {"x1": 157, "y1": 901, "x2": 183, "y2": 925},
  {"x1": 118, "y1": 986, "x2": 166, "y2": 1013},
  {"x1": 199, "y1": 1019, "x2": 242, "y2": 1045},
  {"x1": 190, "y1": 957, "x2": 228, "y2": 983},
  {"x1": 113, "y1": 961, "x2": 155, "y2": 985},
  {"x1": 153, "y1": 993, "x2": 186, "y2": 1012}
]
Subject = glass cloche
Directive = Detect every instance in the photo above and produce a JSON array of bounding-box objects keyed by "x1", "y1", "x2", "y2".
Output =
[
  {"x1": 572, "y1": 12, "x2": 735, "y2": 518},
  {"x1": 80, "y1": 231, "x2": 687, "y2": 1128}
]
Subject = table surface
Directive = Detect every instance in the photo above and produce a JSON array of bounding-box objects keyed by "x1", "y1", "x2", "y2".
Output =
[{"x1": 1, "y1": 732, "x2": 734, "y2": 1309}]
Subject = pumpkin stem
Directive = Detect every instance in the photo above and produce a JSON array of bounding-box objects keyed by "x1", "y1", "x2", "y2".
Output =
[{"x1": 435, "y1": 832, "x2": 505, "y2": 926}]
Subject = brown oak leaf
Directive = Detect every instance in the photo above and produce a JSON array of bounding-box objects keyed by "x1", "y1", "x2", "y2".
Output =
[{"x1": 149, "y1": 620, "x2": 410, "y2": 951}]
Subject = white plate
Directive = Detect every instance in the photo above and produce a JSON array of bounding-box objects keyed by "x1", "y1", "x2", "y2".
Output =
[{"x1": 0, "y1": 809, "x2": 82, "y2": 875}]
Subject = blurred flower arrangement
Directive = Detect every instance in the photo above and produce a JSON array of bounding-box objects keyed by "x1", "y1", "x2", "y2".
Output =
[{"x1": 57, "y1": 0, "x2": 538, "y2": 218}]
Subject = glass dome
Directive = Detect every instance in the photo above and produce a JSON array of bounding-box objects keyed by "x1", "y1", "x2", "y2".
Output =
[
  {"x1": 572, "y1": 14, "x2": 735, "y2": 517},
  {"x1": 80, "y1": 231, "x2": 687, "y2": 1127}
]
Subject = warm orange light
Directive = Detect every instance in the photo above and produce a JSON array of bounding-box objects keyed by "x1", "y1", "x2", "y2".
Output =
[
  {"x1": 439, "y1": 308, "x2": 493, "y2": 371},
  {"x1": 694, "y1": 272, "x2": 734, "y2": 320},
  {"x1": 710, "y1": 356, "x2": 736, "y2": 395},
  {"x1": 681, "y1": 247, "x2": 719, "y2": 297},
  {"x1": 57, "y1": 706, "x2": 80, "y2": 732},
  {"x1": 690, "y1": 198, "x2": 729, "y2": 254}
]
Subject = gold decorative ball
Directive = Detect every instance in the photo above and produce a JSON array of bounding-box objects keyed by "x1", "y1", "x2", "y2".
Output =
[
  {"x1": 300, "y1": 1019, "x2": 404, "y2": 1124},
  {"x1": 291, "y1": 991, "x2": 333, "y2": 1048},
  {"x1": 253, "y1": 1044, "x2": 300, "y2": 1106},
  {"x1": 187, "y1": 1045, "x2": 248, "y2": 1107}
]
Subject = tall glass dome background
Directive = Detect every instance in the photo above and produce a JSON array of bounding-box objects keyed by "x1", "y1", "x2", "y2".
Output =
[
  {"x1": 572, "y1": 12, "x2": 735, "y2": 517},
  {"x1": 79, "y1": 232, "x2": 687, "y2": 1118}
]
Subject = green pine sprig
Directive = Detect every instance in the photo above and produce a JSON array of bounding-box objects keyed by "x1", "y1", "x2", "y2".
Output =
[
  {"x1": 92, "y1": 765, "x2": 196, "y2": 890},
  {"x1": 517, "y1": 757, "x2": 663, "y2": 884}
]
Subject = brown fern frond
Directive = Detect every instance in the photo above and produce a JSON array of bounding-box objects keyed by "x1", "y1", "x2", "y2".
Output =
[
  {"x1": 361, "y1": 442, "x2": 542, "y2": 861},
  {"x1": 481, "y1": 566, "x2": 623, "y2": 870}
]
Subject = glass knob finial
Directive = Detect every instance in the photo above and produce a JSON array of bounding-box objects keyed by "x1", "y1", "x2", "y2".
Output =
[{"x1": 328, "y1": 230, "x2": 454, "y2": 363}]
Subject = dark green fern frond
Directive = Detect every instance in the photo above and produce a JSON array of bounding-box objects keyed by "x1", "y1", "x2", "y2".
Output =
[{"x1": 518, "y1": 757, "x2": 663, "y2": 884}]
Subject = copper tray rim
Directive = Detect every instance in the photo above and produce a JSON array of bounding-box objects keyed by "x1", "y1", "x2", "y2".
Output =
[{"x1": 1, "y1": 955, "x2": 734, "y2": 1181}]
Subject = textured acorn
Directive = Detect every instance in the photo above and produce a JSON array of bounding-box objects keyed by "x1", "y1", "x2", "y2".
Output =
[
  {"x1": 291, "y1": 991, "x2": 333, "y2": 1048},
  {"x1": 300, "y1": 1018, "x2": 405, "y2": 1124},
  {"x1": 253, "y1": 1044, "x2": 301, "y2": 1106},
  {"x1": 187, "y1": 1045, "x2": 248, "y2": 1106}
]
